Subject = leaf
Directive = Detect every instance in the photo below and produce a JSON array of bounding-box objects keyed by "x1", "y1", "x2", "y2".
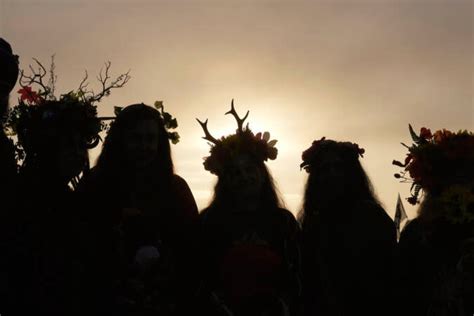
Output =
[
  {"x1": 408, "y1": 124, "x2": 420, "y2": 143},
  {"x1": 114, "y1": 106, "x2": 123, "y2": 116},
  {"x1": 154, "y1": 101, "x2": 163, "y2": 110},
  {"x1": 268, "y1": 139, "x2": 278, "y2": 147},
  {"x1": 392, "y1": 160, "x2": 405, "y2": 167},
  {"x1": 162, "y1": 112, "x2": 172, "y2": 122},
  {"x1": 167, "y1": 118, "x2": 178, "y2": 129},
  {"x1": 263, "y1": 132, "x2": 270, "y2": 141},
  {"x1": 168, "y1": 131, "x2": 180, "y2": 144}
]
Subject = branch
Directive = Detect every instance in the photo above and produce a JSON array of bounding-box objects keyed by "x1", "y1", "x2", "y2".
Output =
[
  {"x1": 19, "y1": 58, "x2": 50, "y2": 95},
  {"x1": 89, "y1": 61, "x2": 131, "y2": 103}
]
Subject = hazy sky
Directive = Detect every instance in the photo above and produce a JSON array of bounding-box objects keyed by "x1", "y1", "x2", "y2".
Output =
[{"x1": 1, "y1": 0, "x2": 472, "y2": 218}]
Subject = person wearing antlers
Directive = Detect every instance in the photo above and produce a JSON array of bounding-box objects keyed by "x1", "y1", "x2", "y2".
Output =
[{"x1": 195, "y1": 100, "x2": 301, "y2": 316}]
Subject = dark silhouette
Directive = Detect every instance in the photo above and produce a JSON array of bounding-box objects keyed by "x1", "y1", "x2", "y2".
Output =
[
  {"x1": 6, "y1": 94, "x2": 97, "y2": 316},
  {"x1": 396, "y1": 127, "x2": 474, "y2": 315},
  {"x1": 299, "y1": 138, "x2": 397, "y2": 316},
  {"x1": 2, "y1": 57, "x2": 129, "y2": 316},
  {"x1": 0, "y1": 37, "x2": 19, "y2": 314},
  {"x1": 77, "y1": 103, "x2": 198, "y2": 315},
  {"x1": 0, "y1": 37, "x2": 19, "y2": 192},
  {"x1": 196, "y1": 101, "x2": 301, "y2": 316}
]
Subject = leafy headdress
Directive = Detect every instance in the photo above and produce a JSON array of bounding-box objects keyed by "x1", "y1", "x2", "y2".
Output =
[
  {"x1": 113, "y1": 100, "x2": 180, "y2": 145},
  {"x1": 300, "y1": 137, "x2": 365, "y2": 172},
  {"x1": 197, "y1": 99, "x2": 278, "y2": 175},
  {"x1": 3, "y1": 57, "x2": 130, "y2": 163},
  {"x1": 393, "y1": 124, "x2": 474, "y2": 224}
]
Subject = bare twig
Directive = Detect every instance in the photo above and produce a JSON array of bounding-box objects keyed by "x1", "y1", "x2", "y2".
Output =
[
  {"x1": 19, "y1": 58, "x2": 50, "y2": 95},
  {"x1": 89, "y1": 61, "x2": 131, "y2": 103}
]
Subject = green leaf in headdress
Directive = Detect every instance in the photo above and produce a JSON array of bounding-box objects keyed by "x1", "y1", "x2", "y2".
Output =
[
  {"x1": 154, "y1": 100, "x2": 163, "y2": 110},
  {"x1": 114, "y1": 106, "x2": 123, "y2": 116},
  {"x1": 409, "y1": 124, "x2": 420, "y2": 143}
]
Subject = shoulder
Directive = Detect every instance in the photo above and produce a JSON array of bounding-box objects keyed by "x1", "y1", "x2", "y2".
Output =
[
  {"x1": 356, "y1": 200, "x2": 394, "y2": 226},
  {"x1": 271, "y1": 207, "x2": 300, "y2": 234},
  {"x1": 170, "y1": 174, "x2": 191, "y2": 189}
]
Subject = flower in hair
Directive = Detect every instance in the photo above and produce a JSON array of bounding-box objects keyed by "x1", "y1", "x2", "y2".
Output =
[
  {"x1": 197, "y1": 99, "x2": 278, "y2": 175},
  {"x1": 393, "y1": 124, "x2": 474, "y2": 208},
  {"x1": 3, "y1": 56, "x2": 130, "y2": 162},
  {"x1": 300, "y1": 137, "x2": 365, "y2": 172}
]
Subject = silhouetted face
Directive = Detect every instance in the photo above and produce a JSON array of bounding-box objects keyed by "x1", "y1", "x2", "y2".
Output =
[
  {"x1": 222, "y1": 156, "x2": 265, "y2": 201},
  {"x1": 312, "y1": 151, "x2": 347, "y2": 200},
  {"x1": 54, "y1": 131, "x2": 88, "y2": 182},
  {"x1": 121, "y1": 119, "x2": 160, "y2": 169}
]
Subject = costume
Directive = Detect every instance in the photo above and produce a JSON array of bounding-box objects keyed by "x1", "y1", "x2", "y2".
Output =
[
  {"x1": 394, "y1": 125, "x2": 474, "y2": 315},
  {"x1": 300, "y1": 138, "x2": 397, "y2": 316},
  {"x1": 195, "y1": 100, "x2": 301, "y2": 316}
]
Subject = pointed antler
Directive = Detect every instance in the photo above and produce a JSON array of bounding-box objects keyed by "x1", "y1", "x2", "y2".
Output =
[
  {"x1": 225, "y1": 99, "x2": 249, "y2": 133},
  {"x1": 196, "y1": 118, "x2": 219, "y2": 144}
]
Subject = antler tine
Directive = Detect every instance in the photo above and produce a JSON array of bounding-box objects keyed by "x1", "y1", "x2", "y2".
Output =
[
  {"x1": 225, "y1": 99, "x2": 249, "y2": 132},
  {"x1": 196, "y1": 118, "x2": 219, "y2": 144}
]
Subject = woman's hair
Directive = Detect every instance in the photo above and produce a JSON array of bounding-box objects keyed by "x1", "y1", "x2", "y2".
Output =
[
  {"x1": 207, "y1": 159, "x2": 284, "y2": 212},
  {"x1": 298, "y1": 147, "x2": 381, "y2": 227},
  {"x1": 95, "y1": 103, "x2": 174, "y2": 181}
]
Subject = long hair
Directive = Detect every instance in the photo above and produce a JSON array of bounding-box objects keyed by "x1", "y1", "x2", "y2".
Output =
[
  {"x1": 95, "y1": 103, "x2": 174, "y2": 184},
  {"x1": 206, "y1": 159, "x2": 284, "y2": 212},
  {"x1": 298, "y1": 151, "x2": 381, "y2": 229}
]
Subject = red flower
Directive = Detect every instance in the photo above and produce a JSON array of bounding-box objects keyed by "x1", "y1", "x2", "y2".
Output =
[
  {"x1": 420, "y1": 127, "x2": 432, "y2": 140},
  {"x1": 18, "y1": 86, "x2": 41, "y2": 104}
]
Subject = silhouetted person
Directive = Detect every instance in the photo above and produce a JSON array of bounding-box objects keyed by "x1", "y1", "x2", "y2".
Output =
[
  {"x1": 299, "y1": 138, "x2": 397, "y2": 316},
  {"x1": 77, "y1": 103, "x2": 198, "y2": 316},
  {"x1": 7, "y1": 97, "x2": 98, "y2": 316},
  {"x1": 196, "y1": 101, "x2": 301, "y2": 316},
  {"x1": 0, "y1": 36, "x2": 19, "y2": 315},
  {"x1": 395, "y1": 127, "x2": 474, "y2": 315},
  {"x1": 0, "y1": 37, "x2": 19, "y2": 194}
]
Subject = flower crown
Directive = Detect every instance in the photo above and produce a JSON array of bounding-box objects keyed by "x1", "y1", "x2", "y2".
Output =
[
  {"x1": 113, "y1": 100, "x2": 180, "y2": 144},
  {"x1": 393, "y1": 124, "x2": 474, "y2": 208},
  {"x1": 197, "y1": 99, "x2": 278, "y2": 175},
  {"x1": 2, "y1": 57, "x2": 130, "y2": 161},
  {"x1": 300, "y1": 137, "x2": 365, "y2": 172}
]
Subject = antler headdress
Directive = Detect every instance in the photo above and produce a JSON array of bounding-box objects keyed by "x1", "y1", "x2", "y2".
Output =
[{"x1": 197, "y1": 99, "x2": 278, "y2": 175}]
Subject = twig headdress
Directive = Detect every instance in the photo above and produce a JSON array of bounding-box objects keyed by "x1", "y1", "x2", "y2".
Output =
[
  {"x1": 197, "y1": 99, "x2": 278, "y2": 175},
  {"x1": 2, "y1": 56, "x2": 130, "y2": 162}
]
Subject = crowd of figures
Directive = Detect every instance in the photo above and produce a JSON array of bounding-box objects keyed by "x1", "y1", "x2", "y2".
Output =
[{"x1": 0, "y1": 38, "x2": 473, "y2": 316}]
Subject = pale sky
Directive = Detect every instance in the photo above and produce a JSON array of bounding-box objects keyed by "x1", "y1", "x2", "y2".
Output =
[{"x1": 1, "y1": 0, "x2": 472, "y2": 218}]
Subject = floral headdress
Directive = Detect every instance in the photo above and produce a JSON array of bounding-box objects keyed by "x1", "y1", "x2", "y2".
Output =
[
  {"x1": 393, "y1": 125, "x2": 474, "y2": 223},
  {"x1": 300, "y1": 137, "x2": 365, "y2": 172},
  {"x1": 113, "y1": 100, "x2": 180, "y2": 144},
  {"x1": 197, "y1": 99, "x2": 278, "y2": 175},
  {"x1": 2, "y1": 57, "x2": 130, "y2": 161}
]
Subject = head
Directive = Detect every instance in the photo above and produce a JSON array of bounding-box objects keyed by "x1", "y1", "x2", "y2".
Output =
[
  {"x1": 0, "y1": 38, "x2": 19, "y2": 118},
  {"x1": 20, "y1": 101, "x2": 92, "y2": 184},
  {"x1": 210, "y1": 154, "x2": 282, "y2": 210},
  {"x1": 97, "y1": 103, "x2": 173, "y2": 177},
  {"x1": 299, "y1": 139, "x2": 379, "y2": 223}
]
